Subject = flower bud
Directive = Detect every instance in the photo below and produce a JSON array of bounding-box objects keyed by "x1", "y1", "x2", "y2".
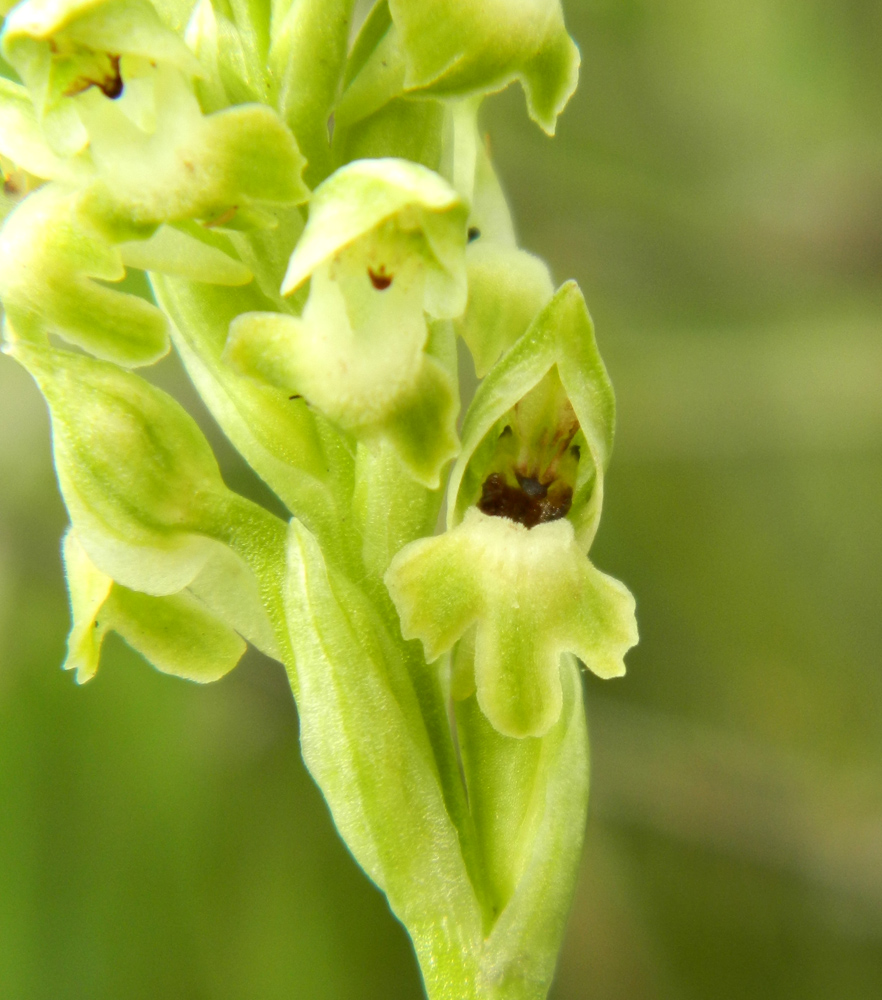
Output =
[
  {"x1": 186, "y1": 0, "x2": 271, "y2": 111},
  {"x1": 454, "y1": 239, "x2": 554, "y2": 377},
  {"x1": 267, "y1": 0, "x2": 355, "y2": 184}
]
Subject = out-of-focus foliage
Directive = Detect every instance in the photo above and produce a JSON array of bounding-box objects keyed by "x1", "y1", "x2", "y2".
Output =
[{"x1": 1, "y1": 0, "x2": 880, "y2": 997}]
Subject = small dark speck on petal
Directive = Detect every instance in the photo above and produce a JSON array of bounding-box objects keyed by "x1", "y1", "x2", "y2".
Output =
[{"x1": 369, "y1": 269, "x2": 393, "y2": 290}]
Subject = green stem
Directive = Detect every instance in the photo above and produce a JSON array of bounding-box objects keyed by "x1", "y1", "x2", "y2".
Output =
[{"x1": 406, "y1": 647, "x2": 495, "y2": 931}]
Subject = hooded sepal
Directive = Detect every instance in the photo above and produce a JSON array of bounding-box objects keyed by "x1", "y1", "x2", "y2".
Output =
[
  {"x1": 281, "y1": 157, "x2": 467, "y2": 317},
  {"x1": 450, "y1": 280, "x2": 616, "y2": 552},
  {"x1": 385, "y1": 507, "x2": 637, "y2": 738}
]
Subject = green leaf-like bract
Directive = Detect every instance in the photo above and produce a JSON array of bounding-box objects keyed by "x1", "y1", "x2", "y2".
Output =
[{"x1": 10, "y1": 342, "x2": 229, "y2": 593}]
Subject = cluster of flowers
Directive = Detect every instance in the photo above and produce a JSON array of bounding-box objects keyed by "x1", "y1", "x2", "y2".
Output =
[{"x1": 0, "y1": 1, "x2": 636, "y2": 996}]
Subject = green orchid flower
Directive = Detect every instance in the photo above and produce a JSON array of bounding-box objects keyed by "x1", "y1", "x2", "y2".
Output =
[
  {"x1": 386, "y1": 283, "x2": 638, "y2": 738},
  {"x1": 227, "y1": 157, "x2": 466, "y2": 488},
  {"x1": 2, "y1": 0, "x2": 203, "y2": 154},
  {"x1": 337, "y1": 0, "x2": 580, "y2": 137},
  {"x1": 0, "y1": 184, "x2": 170, "y2": 365}
]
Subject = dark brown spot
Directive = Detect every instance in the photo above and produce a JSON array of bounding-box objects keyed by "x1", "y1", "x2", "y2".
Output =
[
  {"x1": 467, "y1": 226, "x2": 481, "y2": 243},
  {"x1": 63, "y1": 53, "x2": 123, "y2": 99},
  {"x1": 288, "y1": 394, "x2": 302, "y2": 400},
  {"x1": 369, "y1": 268, "x2": 393, "y2": 290},
  {"x1": 3, "y1": 174, "x2": 21, "y2": 196},
  {"x1": 100, "y1": 56, "x2": 123, "y2": 98},
  {"x1": 478, "y1": 473, "x2": 572, "y2": 529}
]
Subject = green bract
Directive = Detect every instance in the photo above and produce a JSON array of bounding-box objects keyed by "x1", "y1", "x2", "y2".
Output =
[
  {"x1": 9, "y1": 342, "x2": 230, "y2": 592},
  {"x1": 0, "y1": 1, "x2": 636, "y2": 996},
  {"x1": 266, "y1": 0, "x2": 356, "y2": 183}
]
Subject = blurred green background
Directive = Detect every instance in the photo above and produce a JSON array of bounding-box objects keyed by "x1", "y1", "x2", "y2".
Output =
[{"x1": 2, "y1": 0, "x2": 881, "y2": 997}]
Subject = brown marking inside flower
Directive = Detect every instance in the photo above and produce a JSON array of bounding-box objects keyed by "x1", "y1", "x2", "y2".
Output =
[
  {"x1": 368, "y1": 267, "x2": 393, "y2": 290},
  {"x1": 64, "y1": 53, "x2": 123, "y2": 99},
  {"x1": 478, "y1": 473, "x2": 573, "y2": 529}
]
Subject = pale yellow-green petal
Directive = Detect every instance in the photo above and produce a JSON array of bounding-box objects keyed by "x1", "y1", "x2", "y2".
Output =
[
  {"x1": 386, "y1": 508, "x2": 637, "y2": 738},
  {"x1": 0, "y1": 185, "x2": 169, "y2": 366}
]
